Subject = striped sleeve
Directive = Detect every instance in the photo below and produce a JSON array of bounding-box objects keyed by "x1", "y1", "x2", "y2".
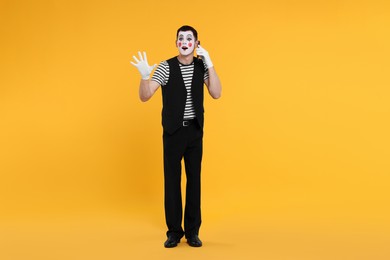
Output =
[
  {"x1": 202, "y1": 59, "x2": 209, "y2": 81},
  {"x1": 151, "y1": 61, "x2": 169, "y2": 86}
]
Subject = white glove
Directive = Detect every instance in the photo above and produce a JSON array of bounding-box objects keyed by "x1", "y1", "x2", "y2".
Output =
[
  {"x1": 130, "y1": 51, "x2": 156, "y2": 80},
  {"x1": 196, "y1": 45, "x2": 213, "y2": 68}
]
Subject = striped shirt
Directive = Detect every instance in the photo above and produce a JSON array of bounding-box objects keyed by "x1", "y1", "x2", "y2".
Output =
[{"x1": 151, "y1": 59, "x2": 209, "y2": 120}]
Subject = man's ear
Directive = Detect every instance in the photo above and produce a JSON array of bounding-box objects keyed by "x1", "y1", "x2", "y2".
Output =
[{"x1": 196, "y1": 40, "x2": 200, "y2": 47}]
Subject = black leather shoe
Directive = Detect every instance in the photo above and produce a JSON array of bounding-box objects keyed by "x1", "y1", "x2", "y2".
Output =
[
  {"x1": 187, "y1": 235, "x2": 202, "y2": 247},
  {"x1": 164, "y1": 236, "x2": 180, "y2": 248}
]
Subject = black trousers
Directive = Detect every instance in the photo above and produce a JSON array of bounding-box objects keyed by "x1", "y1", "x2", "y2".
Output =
[{"x1": 163, "y1": 120, "x2": 203, "y2": 239}]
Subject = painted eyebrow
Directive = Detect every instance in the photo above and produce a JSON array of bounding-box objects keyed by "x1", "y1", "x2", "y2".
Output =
[{"x1": 178, "y1": 33, "x2": 193, "y2": 38}]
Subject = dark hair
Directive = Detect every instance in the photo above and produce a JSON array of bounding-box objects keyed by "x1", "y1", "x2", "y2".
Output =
[{"x1": 176, "y1": 25, "x2": 198, "y2": 40}]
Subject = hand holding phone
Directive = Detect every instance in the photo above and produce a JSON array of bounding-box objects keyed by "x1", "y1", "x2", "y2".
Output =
[
  {"x1": 196, "y1": 44, "x2": 213, "y2": 68},
  {"x1": 197, "y1": 41, "x2": 201, "y2": 59}
]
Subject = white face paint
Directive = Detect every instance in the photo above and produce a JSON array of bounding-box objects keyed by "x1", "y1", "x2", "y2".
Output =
[{"x1": 177, "y1": 31, "x2": 196, "y2": 56}]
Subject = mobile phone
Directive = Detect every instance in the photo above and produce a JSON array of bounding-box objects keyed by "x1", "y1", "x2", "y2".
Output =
[{"x1": 197, "y1": 41, "x2": 201, "y2": 59}]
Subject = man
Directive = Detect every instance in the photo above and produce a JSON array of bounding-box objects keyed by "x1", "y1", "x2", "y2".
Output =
[{"x1": 130, "y1": 25, "x2": 222, "y2": 248}]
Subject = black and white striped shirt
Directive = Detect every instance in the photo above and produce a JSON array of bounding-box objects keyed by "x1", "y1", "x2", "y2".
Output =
[{"x1": 151, "y1": 59, "x2": 209, "y2": 120}]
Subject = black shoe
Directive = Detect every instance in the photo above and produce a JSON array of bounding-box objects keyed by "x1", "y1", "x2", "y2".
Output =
[
  {"x1": 164, "y1": 236, "x2": 180, "y2": 248},
  {"x1": 187, "y1": 235, "x2": 202, "y2": 247}
]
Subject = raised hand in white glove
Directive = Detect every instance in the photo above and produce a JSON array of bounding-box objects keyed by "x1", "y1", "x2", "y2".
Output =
[
  {"x1": 130, "y1": 51, "x2": 156, "y2": 80},
  {"x1": 196, "y1": 45, "x2": 213, "y2": 68}
]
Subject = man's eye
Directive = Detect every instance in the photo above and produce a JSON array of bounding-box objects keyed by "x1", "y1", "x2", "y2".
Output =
[
  {"x1": 179, "y1": 38, "x2": 183, "y2": 41},
  {"x1": 187, "y1": 38, "x2": 192, "y2": 41}
]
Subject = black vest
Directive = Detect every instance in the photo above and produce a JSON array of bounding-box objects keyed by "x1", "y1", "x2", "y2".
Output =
[{"x1": 161, "y1": 56, "x2": 205, "y2": 134}]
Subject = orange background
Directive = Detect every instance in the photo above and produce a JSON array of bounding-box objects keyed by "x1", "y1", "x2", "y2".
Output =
[{"x1": 1, "y1": 0, "x2": 389, "y2": 259}]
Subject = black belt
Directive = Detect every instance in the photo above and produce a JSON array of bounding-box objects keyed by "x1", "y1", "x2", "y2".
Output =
[{"x1": 183, "y1": 118, "x2": 196, "y2": 127}]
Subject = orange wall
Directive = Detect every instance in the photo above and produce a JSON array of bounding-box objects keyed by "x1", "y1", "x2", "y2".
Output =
[{"x1": 1, "y1": 0, "x2": 389, "y2": 235}]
